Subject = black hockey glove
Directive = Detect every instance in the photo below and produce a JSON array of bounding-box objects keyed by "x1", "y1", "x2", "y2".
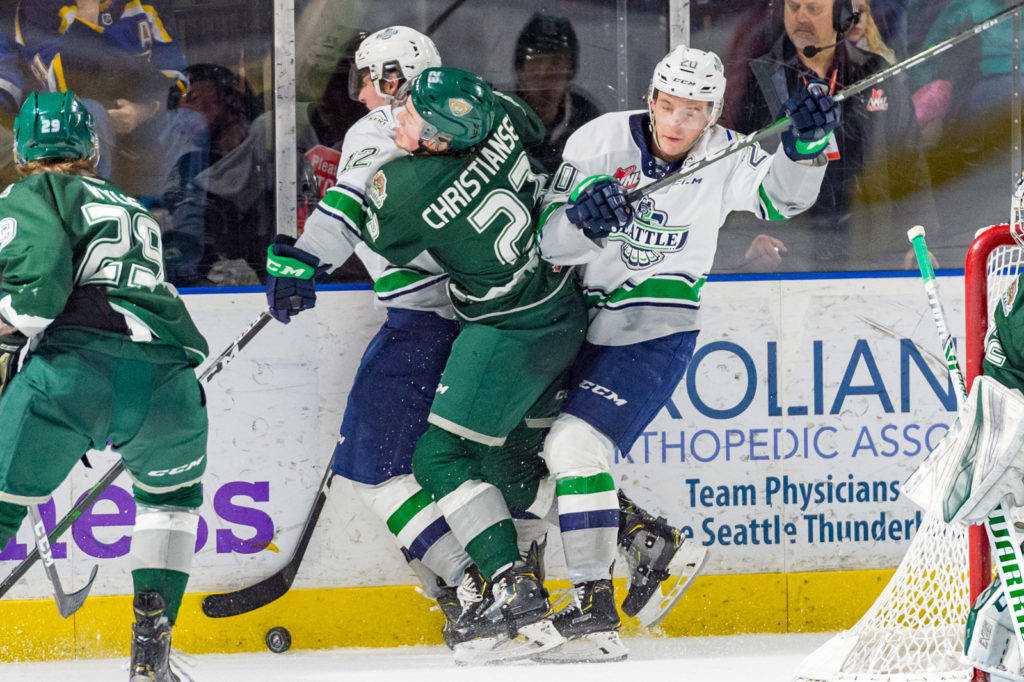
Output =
[
  {"x1": 265, "y1": 235, "x2": 328, "y2": 324},
  {"x1": 565, "y1": 175, "x2": 634, "y2": 239},
  {"x1": 779, "y1": 79, "x2": 841, "y2": 161},
  {"x1": 0, "y1": 331, "x2": 27, "y2": 399}
]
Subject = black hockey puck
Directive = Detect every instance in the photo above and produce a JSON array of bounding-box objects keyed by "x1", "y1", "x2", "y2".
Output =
[{"x1": 266, "y1": 626, "x2": 291, "y2": 653}]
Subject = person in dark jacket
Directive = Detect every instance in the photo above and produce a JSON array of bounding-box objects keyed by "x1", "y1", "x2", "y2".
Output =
[
  {"x1": 512, "y1": 12, "x2": 600, "y2": 174},
  {"x1": 730, "y1": 0, "x2": 937, "y2": 269}
]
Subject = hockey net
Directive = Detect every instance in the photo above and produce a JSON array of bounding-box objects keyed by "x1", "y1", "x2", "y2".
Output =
[{"x1": 793, "y1": 224, "x2": 1024, "y2": 682}]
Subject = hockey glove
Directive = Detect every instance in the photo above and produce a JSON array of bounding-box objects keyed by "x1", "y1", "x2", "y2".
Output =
[
  {"x1": 565, "y1": 175, "x2": 634, "y2": 239},
  {"x1": 265, "y1": 235, "x2": 327, "y2": 324},
  {"x1": 0, "y1": 331, "x2": 27, "y2": 399},
  {"x1": 779, "y1": 79, "x2": 841, "y2": 161}
]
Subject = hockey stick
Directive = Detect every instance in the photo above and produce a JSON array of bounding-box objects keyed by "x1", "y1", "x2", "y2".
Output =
[
  {"x1": 907, "y1": 225, "x2": 1024, "y2": 654},
  {"x1": 27, "y1": 505, "x2": 98, "y2": 617},
  {"x1": 626, "y1": 0, "x2": 1024, "y2": 203},
  {"x1": 201, "y1": 454, "x2": 335, "y2": 617},
  {"x1": 0, "y1": 310, "x2": 274, "y2": 601}
]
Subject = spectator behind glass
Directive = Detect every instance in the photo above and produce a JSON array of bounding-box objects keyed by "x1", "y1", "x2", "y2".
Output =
[
  {"x1": 161, "y1": 64, "x2": 262, "y2": 286},
  {"x1": 846, "y1": 0, "x2": 896, "y2": 63},
  {"x1": 0, "y1": 28, "x2": 26, "y2": 189},
  {"x1": 162, "y1": 37, "x2": 368, "y2": 288},
  {"x1": 13, "y1": 0, "x2": 187, "y2": 195},
  {"x1": 909, "y1": 0, "x2": 1023, "y2": 150},
  {"x1": 732, "y1": 0, "x2": 937, "y2": 270},
  {"x1": 512, "y1": 12, "x2": 600, "y2": 173},
  {"x1": 0, "y1": 31, "x2": 23, "y2": 116}
]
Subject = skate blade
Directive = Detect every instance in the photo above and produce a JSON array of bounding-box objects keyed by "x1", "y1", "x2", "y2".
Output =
[
  {"x1": 452, "y1": 620, "x2": 564, "y2": 665},
  {"x1": 634, "y1": 542, "x2": 710, "y2": 629},
  {"x1": 533, "y1": 630, "x2": 628, "y2": 663}
]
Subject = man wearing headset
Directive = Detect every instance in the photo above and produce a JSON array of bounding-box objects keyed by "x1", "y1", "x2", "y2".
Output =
[{"x1": 732, "y1": 0, "x2": 937, "y2": 269}]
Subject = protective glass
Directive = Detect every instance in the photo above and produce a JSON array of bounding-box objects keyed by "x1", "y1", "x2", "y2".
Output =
[
  {"x1": 393, "y1": 83, "x2": 453, "y2": 150},
  {"x1": 651, "y1": 94, "x2": 711, "y2": 131}
]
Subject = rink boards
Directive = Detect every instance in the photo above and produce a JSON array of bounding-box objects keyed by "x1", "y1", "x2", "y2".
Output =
[{"x1": 0, "y1": 272, "x2": 967, "y2": 659}]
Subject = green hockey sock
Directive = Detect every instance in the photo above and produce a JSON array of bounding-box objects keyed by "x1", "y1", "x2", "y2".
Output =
[{"x1": 132, "y1": 568, "x2": 190, "y2": 623}]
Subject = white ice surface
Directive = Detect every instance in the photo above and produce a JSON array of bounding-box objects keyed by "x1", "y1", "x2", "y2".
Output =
[{"x1": 0, "y1": 632, "x2": 833, "y2": 681}]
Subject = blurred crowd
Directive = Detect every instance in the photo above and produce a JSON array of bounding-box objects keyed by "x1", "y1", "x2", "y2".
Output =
[{"x1": 0, "y1": 0, "x2": 1018, "y2": 284}]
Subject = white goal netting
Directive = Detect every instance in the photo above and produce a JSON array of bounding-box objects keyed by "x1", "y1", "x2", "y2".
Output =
[{"x1": 793, "y1": 226, "x2": 1024, "y2": 682}]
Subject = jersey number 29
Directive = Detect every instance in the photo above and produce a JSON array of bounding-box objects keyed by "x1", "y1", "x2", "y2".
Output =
[{"x1": 77, "y1": 203, "x2": 165, "y2": 289}]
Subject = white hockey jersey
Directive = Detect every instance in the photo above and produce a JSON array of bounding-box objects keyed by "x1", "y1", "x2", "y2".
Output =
[
  {"x1": 539, "y1": 110, "x2": 827, "y2": 345},
  {"x1": 296, "y1": 105, "x2": 453, "y2": 318}
]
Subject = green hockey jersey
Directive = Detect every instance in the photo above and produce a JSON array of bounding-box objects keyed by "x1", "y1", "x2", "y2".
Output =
[
  {"x1": 983, "y1": 273, "x2": 1024, "y2": 391},
  {"x1": 361, "y1": 92, "x2": 576, "y2": 323},
  {"x1": 0, "y1": 172, "x2": 208, "y2": 364}
]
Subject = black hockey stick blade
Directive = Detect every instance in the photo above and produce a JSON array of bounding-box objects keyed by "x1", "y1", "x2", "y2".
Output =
[{"x1": 202, "y1": 460, "x2": 335, "y2": 618}]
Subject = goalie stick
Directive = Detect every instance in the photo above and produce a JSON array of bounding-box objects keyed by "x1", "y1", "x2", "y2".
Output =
[
  {"x1": 0, "y1": 311, "x2": 274, "y2": 602},
  {"x1": 907, "y1": 225, "x2": 1024, "y2": 658},
  {"x1": 201, "y1": 456, "x2": 334, "y2": 618},
  {"x1": 626, "y1": 0, "x2": 1024, "y2": 203}
]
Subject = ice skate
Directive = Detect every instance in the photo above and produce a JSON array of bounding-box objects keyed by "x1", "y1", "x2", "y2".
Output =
[
  {"x1": 618, "y1": 490, "x2": 709, "y2": 628},
  {"x1": 536, "y1": 579, "x2": 627, "y2": 663},
  {"x1": 447, "y1": 566, "x2": 505, "y2": 651},
  {"x1": 434, "y1": 584, "x2": 463, "y2": 649},
  {"x1": 129, "y1": 592, "x2": 180, "y2": 682},
  {"x1": 452, "y1": 561, "x2": 563, "y2": 664}
]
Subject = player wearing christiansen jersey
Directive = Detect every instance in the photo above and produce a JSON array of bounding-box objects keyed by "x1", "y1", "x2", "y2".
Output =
[
  {"x1": 364, "y1": 66, "x2": 587, "y2": 658},
  {"x1": 536, "y1": 46, "x2": 835, "y2": 660},
  {"x1": 267, "y1": 26, "x2": 483, "y2": 646},
  {"x1": 0, "y1": 92, "x2": 209, "y2": 682}
]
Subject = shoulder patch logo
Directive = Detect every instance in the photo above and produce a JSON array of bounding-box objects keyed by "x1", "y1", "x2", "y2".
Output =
[
  {"x1": 613, "y1": 164, "x2": 640, "y2": 190},
  {"x1": 448, "y1": 98, "x2": 472, "y2": 117},
  {"x1": 368, "y1": 170, "x2": 388, "y2": 209},
  {"x1": 0, "y1": 217, "x2": 16, "y2": 252},
  {"x1": 866, "y1": 88, "x2": 888, "y2": 112},
  {"x1": 1002, "y1": 279, "x2": 1019, "y2": 317}
]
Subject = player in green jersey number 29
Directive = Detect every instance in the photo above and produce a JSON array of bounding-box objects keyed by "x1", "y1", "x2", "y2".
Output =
[{"x1": 0, "y1": 92, "x2": 209, "y2": 682}]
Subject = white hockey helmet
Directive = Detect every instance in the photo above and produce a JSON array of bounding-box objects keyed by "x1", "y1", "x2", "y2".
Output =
[
  {"x1": 648, "y1": 46, "x2": 726, "y2": 127},
  {"x1": 350, "y1": 26, "x2": 442, "y2": 101}
]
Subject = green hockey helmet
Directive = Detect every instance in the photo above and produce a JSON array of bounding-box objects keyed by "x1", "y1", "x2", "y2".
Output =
[
  {"x1": 13, "y1": 91, "x2": 97, "y2": 164},
  {"x1": 405, "y1": 67, "x2": 495, "y2": 150}
]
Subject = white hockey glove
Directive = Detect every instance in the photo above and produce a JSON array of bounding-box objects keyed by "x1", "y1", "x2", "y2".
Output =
[
  {"x1": 965, "y1": 575, "x2": 1024, "y2": 682},
  {"x1": 902, "y1": 375, "x2": 1024, "y2": 526}
]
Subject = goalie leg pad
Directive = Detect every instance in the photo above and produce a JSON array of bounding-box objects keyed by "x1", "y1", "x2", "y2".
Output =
[
  {"x1": 353, "y1": 474, "x2": 471, "y2": 588},
  {"x1": 902, "y1": 375, "x2": 1024, "y2": 525},
  {"x1": 965, "y1": 575, "x2": 1024, "y2": 681},
  {"x1": 543, "y1": 414, "x2": 618, "y2": 584}
]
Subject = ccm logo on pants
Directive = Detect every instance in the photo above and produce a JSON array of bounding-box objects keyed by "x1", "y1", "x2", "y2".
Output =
[
  {"x1": 579, "y1": 380, "x2": 627, "y2": 407},
  {"x1": 148, "y1": 456, "x2": 205, "y2": 478}
]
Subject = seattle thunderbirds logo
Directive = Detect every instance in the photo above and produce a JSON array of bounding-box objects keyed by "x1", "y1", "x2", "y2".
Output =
[{"x1": 608, "y1": 196, "x2": 689, "y2": 269}]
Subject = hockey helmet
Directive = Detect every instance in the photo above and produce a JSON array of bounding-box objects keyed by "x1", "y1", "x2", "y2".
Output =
[
  {"x1": 648, "y1": 46, "x2": 726, "y2": 127},
  {"x1": 14, "y1": 91, "x2": 98, "y2": 165},
  {"x1": 514, "y1": 13, "x2": 580, "y2": 72},
  {"x1": 403, "y1": 67, "x2": 495, "y2": 150},
  {"x1": 349, "y1": 26, "x2": 441, "y2": 101}
]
